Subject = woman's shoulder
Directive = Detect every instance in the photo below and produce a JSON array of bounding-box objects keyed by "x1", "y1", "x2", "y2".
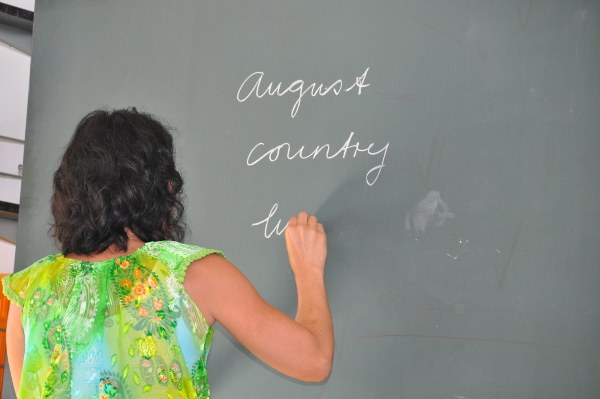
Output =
[
  {"x1": 140, "y1": 241, "x2": 225, "y2": 283},
  {"x1": 6, "y1": 252, "x2": 66, "y2": 281},
  {"x1": 2, "y1": 253, "x2": 65, "y2": 308}
]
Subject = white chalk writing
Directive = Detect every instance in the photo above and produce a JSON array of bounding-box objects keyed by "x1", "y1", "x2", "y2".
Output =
[
  {"x1": 251, "y1": 203, "x2": 288, "y2": 238},
  {"x1": 237, "y1": 67, "x2": 370, "y2": 118},
  {"x1": 247, "y1": 131, "x2": 388, "y2": 186}
]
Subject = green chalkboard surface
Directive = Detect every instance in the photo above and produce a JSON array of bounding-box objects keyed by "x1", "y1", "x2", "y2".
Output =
[{"x1": 14, "y1": 1, "x2": 600, "y2": 398}]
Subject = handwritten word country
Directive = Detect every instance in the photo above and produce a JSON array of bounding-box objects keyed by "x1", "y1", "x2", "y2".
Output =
[{"x1": 247, "y1": 131, "x2": 388, "y2": 186}]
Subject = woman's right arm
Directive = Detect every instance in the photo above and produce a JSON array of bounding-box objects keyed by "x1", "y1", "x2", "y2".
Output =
[
  {"x1": 6, "y1": 302, "x2": 24, "y2": 396},
  {"x1": 183, "y1": 212, "x2": 334, "y2": 382}
]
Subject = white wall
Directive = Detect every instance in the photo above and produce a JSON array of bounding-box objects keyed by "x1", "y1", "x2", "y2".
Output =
[
  {"x1": 2, "y1": 0, "x2": 34, "y2": 12},
  {"x1": 0, "y1": 11, "x2": 32, "y2": 277},
  {"x1": 0, "y1": 238, "x2": 16, "y2": 274},
  {"x1": 0, "y1": 42, "x2": 30, "y2": 142},
  {"x1": 0, "y1": 6, "x2": 33, "y2": 397},
  {"x1": 0, "y1": 37, "x2": 29, "y2": 208}
]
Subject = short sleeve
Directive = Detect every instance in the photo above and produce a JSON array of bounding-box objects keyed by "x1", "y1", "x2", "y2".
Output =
[
  {"x1": 143, "y1": 241, "x2": 224, "y2": 284},
  {"x1": 1, "y1": 255, "x2": 55, "y2": 309},
  {"x1": 2, "y1": 271, "x2": 27, "y2": 308}
]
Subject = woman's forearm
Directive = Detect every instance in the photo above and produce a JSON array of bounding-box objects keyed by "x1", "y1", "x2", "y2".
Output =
[{"x1": 294, "y1": 269, "x2": 334, "y2": 380}]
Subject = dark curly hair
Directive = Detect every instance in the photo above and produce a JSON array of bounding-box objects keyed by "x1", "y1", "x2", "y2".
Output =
[{"x1": 51, "y1": 108, "x2": 186, "y2": 255}]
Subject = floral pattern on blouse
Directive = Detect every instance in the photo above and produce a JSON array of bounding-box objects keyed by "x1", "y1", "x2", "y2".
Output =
[{"x1": 2, "y1": 241, "x2": 223, "y2": 399}]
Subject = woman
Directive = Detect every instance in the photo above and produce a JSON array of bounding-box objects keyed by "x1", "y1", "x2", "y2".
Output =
[{"x1": 2, "y1": 108, "x2": 333, "y2": 398}]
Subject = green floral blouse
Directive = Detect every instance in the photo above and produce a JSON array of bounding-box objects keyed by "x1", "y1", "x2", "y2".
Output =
[{"x1": 2, "y1": 241, "x2": 223, "y2": 399}]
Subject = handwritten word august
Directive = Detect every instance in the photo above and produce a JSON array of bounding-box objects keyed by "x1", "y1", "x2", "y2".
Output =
[
  {"x1": 237, "y1": 67, "x2": 370, "y2": 118},
  {"x1": 247, "y1": 131, "x2": 388, "y2": 186}
]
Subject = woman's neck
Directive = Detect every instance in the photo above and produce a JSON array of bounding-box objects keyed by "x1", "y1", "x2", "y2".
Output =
[{"x1": 65, "y1": 231, "x2": 145, "y2": 262}]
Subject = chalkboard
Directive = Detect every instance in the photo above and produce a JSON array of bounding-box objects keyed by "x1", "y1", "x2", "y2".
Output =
[{"x1": 13, "y1": 1, "x2": 600, "y2": 398}]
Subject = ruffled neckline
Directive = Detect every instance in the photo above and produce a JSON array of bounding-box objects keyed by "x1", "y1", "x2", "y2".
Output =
[{"x1": 55, "y1": 242, "x2": 150, "y2": 266}]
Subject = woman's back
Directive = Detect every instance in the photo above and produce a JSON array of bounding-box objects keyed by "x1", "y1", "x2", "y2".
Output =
[
  {"x1": 3, "y1": 108, "x2": 333, "y2": 398},
  {"x1": 4, "y1": 241, "x2": 221, "y2": 398}
]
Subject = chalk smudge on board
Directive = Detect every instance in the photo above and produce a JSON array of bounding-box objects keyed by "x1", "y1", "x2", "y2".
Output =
[{"x1": 406, "y1": 191, "x2": 454, "y2": 234}]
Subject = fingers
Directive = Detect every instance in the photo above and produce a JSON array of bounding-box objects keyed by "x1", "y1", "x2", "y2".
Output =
[
  {"x1": 284, "y1": 211, "x2": 328, "y2": 275},
  {"x1": 316, "y1": 223, "x2": 325, "y2": 233},
  {"x1": 287, "y1": 211, "x2": 323, "y2": 232},
  {"x1": 288, "y1": 215, "x2": 298, "y2": 227},
  {"x1": 297, "y1": 211, "x2": 309, "y2": 225}
]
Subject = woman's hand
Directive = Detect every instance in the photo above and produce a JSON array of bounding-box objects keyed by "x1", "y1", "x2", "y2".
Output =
[{"x1": 285, "y1": 211, "x2": 327, "y2": 277}]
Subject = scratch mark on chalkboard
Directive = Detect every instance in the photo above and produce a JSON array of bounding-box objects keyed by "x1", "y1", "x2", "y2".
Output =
[
  {"x1": 416, "y1": 159, "x2": 425, "y2": 186},
  {"x1": 357, "y1": 333, "x2": 579, "y2": 351},
  {"x1": 425, "y1": 130, "x2": 439, "y2": 184},
  {"x1": 496, "y1": 220, "x2": 523, "y2": 288},
  {"x1": 417, "y1": 130, "x2": 440, "y2": 186},
  {"x1": 516, "y1": 0, "x2": 535, "y2": 31}
]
